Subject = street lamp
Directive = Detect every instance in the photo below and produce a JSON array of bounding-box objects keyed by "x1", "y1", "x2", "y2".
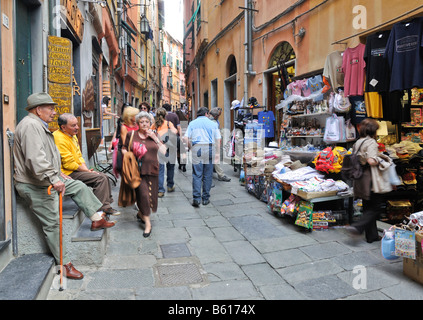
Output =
[{"x1": 140, "y1": 15, "x2": 150, "y2": 34}]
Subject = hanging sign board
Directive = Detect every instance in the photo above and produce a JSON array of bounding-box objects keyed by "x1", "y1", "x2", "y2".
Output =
[
  {"x1": 61, "y1": 0, "x2": 84, "y2": 43},
  {"x1": 48, "y1": 35, "x2": 73, "y2": 131}
]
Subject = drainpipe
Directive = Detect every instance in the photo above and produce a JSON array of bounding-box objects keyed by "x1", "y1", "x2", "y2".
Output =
[
  {"x1": 196, "y1": 64, "x2": 200, "y2": 115},
  {"x1": 243, "y1": 0, "x2": 257, "y2": 107},
  {"x1": 243, "y1": 0, "x2": 249, "y2": 106},
  {"x1": 49, "y1": 0, "x2": 59, "y2": 36},
  {"x1": 247, "y1": 0, "x2": 254, "y2": 75},
  {"x1": 6, "y1": 129, "x2": 17, "y2": 257}
]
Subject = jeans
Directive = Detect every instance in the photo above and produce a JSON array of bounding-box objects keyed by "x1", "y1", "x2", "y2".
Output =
[
  {"x1": 191, "y1": 144, "x2": 214, "y2": 202},
  {"x1": 159, "y1": 162, "x2": 175, "y2": 193}
]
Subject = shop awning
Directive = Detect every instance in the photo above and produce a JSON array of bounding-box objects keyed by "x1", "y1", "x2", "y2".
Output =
[
  {"x1": 187, "y1": 1, "x2": 201, "y2": 27},
  {"x1": 121, "y1": 20, "x2": 136, "y2": 42}
]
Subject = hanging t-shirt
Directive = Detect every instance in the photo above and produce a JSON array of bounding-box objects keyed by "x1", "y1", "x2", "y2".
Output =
[
  {"x1": 342, "y1": 43, "x2": 366, "y2": 96},
  {"x1": 258, "y1": 111, "x2": 276, "y2": 138},
  {"x1": 287, "y1": 81, "x2": 302, "y2": 96},
  {"x1": 323, "y1": 51, "x2": 345, "y2": 90},
  {"x1": 384, "y1": 17, "x2": 423, "y2": 92},
  {"x1": 364, "y1": 30, "x2": 391, "y2": 92},
  {"x1": 300, "y1": 79, "x2": 311, "y2": 97},
  {"x1": 308, "y1": 75, "x2": 323, "y2": 93},
  {"x1": 349, "y1": 96, "x2": 367, "y2": 124}
]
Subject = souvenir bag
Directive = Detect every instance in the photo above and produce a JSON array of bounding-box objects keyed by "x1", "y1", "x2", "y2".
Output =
[
  {"x1": 345, "y1": 119, "x2": 356, "y2": 142},
  {"x1": 381, "y1": 227, "x2": 399, "y2": 260},
  {"x1": 333, "y1": 89, "x2": 351, "y2": 112},
  {"x1": 394, "y1": 228, "x2": 416, "y2": 259},
  {"x1": 337, "y1": 115, "x2": 346, "y2": 142},
  {"x1": 387, "y1": 163, "x2": 401, "y2": 186},
  {"x1": 324, "y1": 114, "x2": 341, "y2": 143}
]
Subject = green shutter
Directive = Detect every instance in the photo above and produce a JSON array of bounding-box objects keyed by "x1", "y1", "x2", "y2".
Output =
[{"x1": 162, "y1": 52, "x2": 166, "y2": 66}]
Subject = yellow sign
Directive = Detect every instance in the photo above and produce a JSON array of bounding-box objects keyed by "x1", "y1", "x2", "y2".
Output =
[
  {"x1": 48, "y1": 36, "x2": 72, "y2": 84},
  {"x1": 48, "y1": 36, "x2": 73, "y2": 131}
]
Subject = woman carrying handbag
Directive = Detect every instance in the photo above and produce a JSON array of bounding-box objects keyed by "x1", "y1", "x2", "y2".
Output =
[{"x1": 346, "y1": 118, "x2": 393, "y2": 243}]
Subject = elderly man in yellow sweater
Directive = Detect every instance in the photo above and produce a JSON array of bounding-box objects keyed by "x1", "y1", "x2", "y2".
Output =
[{"x1": 53, "y1": 113, "x2": 120, "y2": 216}]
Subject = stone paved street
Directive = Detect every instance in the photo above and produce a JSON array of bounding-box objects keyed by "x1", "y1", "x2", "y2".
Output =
[{"x1": 47, "y1": 161, "x2": 423, "y2": 301}]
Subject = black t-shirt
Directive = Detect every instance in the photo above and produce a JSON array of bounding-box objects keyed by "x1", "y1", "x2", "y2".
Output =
[
  {"x1": 385, "y1": 17, "x2": 423, "y2": 92},
  {"x1": 364, "y1": 30, "x2": 391, "y2": 93}
]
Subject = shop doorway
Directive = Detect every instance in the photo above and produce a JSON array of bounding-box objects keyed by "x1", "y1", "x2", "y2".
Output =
[
  {"x1": 16, "y1": 0, "x2": 34, "y2": 123},
  {"x1": 264, "y1": 41, "x2": 296, "y2": 138},
  {"x1": 224, "y1": 55, "x2": 237, "y2": 132}
]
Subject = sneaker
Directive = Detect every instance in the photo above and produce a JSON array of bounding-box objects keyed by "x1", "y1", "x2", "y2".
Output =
[
  {"x1": 104, "y1": 208, "x2": 121, "y2": 216},
  {"x1": 218, "y1": 176, "x2": 231, "y2": 182},
  {"x1": 158, "y1": 192, "x2": 165, "y2": 198},
  {"x1": 192, "y1": 200, "x2": 200, "y2": 207},
  {"x1": 167, "y1": 186, "x2": 175, "y2": 192}
]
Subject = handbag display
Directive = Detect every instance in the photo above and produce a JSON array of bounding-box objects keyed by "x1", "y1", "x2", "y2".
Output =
[
  {"x1": 324, "y1": 114, "x2": 346, "y2": 143},
  {"x1": 333, "y1": 89, "x2": 351, "y2": 113}
]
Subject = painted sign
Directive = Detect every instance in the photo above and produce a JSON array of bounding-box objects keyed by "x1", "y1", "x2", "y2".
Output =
[{"x1": 48, "y1": 36, "x2": 73, "y2": 131}]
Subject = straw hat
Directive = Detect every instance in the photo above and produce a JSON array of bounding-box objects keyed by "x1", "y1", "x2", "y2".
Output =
[{"x1": 26, "y1": 92, "x2": 57, "y2": 111}]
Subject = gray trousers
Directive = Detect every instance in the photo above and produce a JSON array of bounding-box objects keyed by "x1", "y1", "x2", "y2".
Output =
[
  {"x1": 69, "y1": 171, "x2": 113, "y2": 212},
  {"x1": 15, "y1": 178, "x2": 102, "y2": 265}
]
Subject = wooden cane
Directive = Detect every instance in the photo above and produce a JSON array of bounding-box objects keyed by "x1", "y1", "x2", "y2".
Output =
[{"x1": 47, "y1": 185, "x2": 64, "y2": 291}]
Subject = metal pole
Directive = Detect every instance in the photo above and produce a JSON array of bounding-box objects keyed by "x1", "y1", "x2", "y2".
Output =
[{"x1": 6, "y1": 129, "x2": 17, "y2": 257}]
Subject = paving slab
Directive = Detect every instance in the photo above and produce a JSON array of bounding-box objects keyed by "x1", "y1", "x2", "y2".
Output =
[{"x1": 223, "y1": 240, "x2": 266, "y2": 265}]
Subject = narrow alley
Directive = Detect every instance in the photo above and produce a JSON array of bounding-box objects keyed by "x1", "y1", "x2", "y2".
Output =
[{"x1": 46, "y1": 160, "x2": 423, "y2": 301}]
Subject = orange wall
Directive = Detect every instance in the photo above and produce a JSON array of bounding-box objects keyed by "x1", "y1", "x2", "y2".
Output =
[
  {"x1": 197, "y1": 0, "x2": 423, "y2": 116},
  {"x1": 2, "y1": 0, "x2": 16, "y2": 237}
]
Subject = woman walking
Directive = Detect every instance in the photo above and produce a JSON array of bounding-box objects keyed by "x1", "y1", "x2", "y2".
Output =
[
  {"x1": 123, "y1": 111, "x2": 166, "y2": 237},
  {"x1": 151, "y1": 107, "x2": 179, "y2": 198},
  {"x1": 347, "y1": 118, "x2": 392, "y2": 243}
]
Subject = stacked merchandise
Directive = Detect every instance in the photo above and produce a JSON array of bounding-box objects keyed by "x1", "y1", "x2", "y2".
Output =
[
  {"x1": 245, "y1": 147, "x2": 283, "y2": 201},
  {"x1": 381, "y1": 211, "x2": 423, "y2": 284},
  {"x1": 312, "y1": 211, "x2": 337, "y2": 230},
  {"x1": 243, "y1": 122, "x2": 265, "y2": 176}
]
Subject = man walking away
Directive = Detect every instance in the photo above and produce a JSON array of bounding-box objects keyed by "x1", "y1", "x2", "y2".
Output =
[{"x1": 184, "y1": 107, "x2": 221, "y2": 207}]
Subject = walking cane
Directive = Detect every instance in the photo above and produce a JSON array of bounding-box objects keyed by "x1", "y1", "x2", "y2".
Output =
[{"x1": 47, "y1": 185, "x2": 64, "y2": 291}]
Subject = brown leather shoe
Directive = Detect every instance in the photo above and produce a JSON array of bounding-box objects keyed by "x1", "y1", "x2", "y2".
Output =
[
  {"x1": 63, "y1": 262, "x2": 84, "y2": 280},
  {"x1": 91, "y1": 218, "x2": 115, "y2": 231}
]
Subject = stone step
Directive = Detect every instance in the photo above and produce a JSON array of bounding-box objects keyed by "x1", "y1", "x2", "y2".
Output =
[
  {"x1": 17, "y1": 194, "x2": 108, "y2": 266},
  {"x1": 72, "y1": 217, "x2": 105, "y2": 242},
  {"x1": 0, "y1": 253, "x2": 55, "y2": 300}
]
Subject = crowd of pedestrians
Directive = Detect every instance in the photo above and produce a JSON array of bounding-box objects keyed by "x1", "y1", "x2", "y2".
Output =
[{"x1": 13, "y1": 92, "x2": 225, "y2": 281}]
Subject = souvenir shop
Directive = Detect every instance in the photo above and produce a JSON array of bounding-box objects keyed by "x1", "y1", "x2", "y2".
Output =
[{"x1": 238, "y1": 15, "x2": 423, "y2": 277}]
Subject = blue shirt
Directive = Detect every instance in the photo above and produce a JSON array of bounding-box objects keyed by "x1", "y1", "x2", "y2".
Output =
[
  {"x1": 184, "y1": 116, "x2": 221, "y2": 145},
  {"x1": 258, "y1": 111, "x2": 275, "y2": 138}
]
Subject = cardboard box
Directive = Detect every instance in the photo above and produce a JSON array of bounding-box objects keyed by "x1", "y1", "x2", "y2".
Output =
[
  {"x1": 403, "y1": 231, "x2": 423, "y2": 284},
  {"x1": 294, "y1": 189, "x2": 338, "y2": 200},
  {"x1": 403, "y1": 258, "x2": 423, "y2": 284}
]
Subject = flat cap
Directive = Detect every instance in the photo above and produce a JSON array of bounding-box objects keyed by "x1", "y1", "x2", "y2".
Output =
[{"x1": 26, "y1": 92, "x2": 57, "y2": 111}]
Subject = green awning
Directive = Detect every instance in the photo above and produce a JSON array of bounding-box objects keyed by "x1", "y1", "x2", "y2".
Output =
[
  {"x1": 127, "y1": 42, "x2": 141, "y2": 58},
  {"x1": 121, "y1": 20, "x2": 137, "y2": 35},
  {"x1": 187, "y1": 1, "x2": 200, "y2": 26}
]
